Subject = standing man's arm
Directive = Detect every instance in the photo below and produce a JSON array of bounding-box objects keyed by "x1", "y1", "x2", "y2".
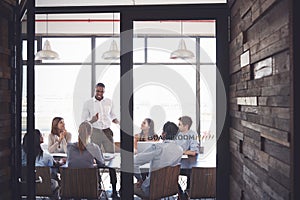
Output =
[
  {"x1": 112, "y1": 118, "x2": 119, "y2": 124},
  {"x1": 81, "y1": 101, "x2": 90, "y2": 122},
  {"x1": 109, "y1": 100, "x2": 119, "y2": 124}
]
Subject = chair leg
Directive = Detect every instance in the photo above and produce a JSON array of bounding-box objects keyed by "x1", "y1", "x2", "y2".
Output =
[{"x1": 177, "y1": 189, "x2": 181, "y2": 200}]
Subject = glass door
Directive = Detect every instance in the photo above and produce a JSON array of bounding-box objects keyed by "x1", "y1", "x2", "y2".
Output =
[
  {"x1": 127, "y1": 6, "x2": 229, "y2": 198},
  {"x1": 20, "y1": 4, "x2": 228, "y2": 199},
  {"x1": 132, "y1": 19, "x2": 217, "y2": 198}
]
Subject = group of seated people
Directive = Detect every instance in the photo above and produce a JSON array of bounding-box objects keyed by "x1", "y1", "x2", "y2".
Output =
[
  {"x1": 133, "y1": 116, "x2": 199, "y2": 199},
  {"x1": 21, "y1": 115, "x2": 199, "y2": 200},
  {"x1": 21, "y1": 114, "x2": 110, "y2": 200}
]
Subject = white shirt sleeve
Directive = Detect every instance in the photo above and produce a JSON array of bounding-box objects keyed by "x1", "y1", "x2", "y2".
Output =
[
  {"x1": 109, "y1": 99, "x2": 117, "y2": 120},
  {"x1": 81, "y1": 100, "x2": 90, "y2": 122}
]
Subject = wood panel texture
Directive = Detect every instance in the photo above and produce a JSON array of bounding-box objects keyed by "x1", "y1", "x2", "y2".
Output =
[
  {"x1": 229, "y1": 0, "x2": 291, "y2": 199},
  {"x1": 0, "y1": 0, "x2": 14, "y2": 199}
]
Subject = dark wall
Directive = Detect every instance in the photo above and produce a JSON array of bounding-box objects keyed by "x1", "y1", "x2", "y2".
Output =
[
  {"x1": 0, "y1": 0, "x2": 16, "y2": 199},
  {"x1": 228, "y1": 0, "x2": 292, "y2": 199}
]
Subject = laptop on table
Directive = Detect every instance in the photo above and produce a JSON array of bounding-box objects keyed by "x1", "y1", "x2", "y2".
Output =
[{"x1": 137, "y1": 141, "x2": 161, "y2": 153}]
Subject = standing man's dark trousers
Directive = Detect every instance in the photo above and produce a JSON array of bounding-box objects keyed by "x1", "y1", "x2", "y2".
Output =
[
  {"x1": 91, "y1": 128, "x2": 119, "y2": 197},
  {"x1": 91, "y1": 128, "x2": 115, "y2": 153}
]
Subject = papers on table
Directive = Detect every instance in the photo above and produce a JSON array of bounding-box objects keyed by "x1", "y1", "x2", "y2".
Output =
[
  {"x1": 51, "y1": 153, "x2": 67, "y2": 158},
  {"x1": 103, "y1": 153, "x2": 115, "y2": 161},
  {"x1": 181, "y1": 155, "x2": 188, "y2": 159}
]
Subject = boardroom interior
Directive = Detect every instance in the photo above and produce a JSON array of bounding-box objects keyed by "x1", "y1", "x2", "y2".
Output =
[{"x1": 0, "y1": 0, "x2": 299, "y2": 199}]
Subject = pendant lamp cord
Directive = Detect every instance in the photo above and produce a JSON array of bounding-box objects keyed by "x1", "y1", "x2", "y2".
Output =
[
  {"x1": 181, "y1": 20, "x2": 183, "y2": 36},
  {"x1": 112, "y1": 13, "x2": 115, "y2": 37},
  {"x1": 46, "y1": 14, "x2": 48, "y2": 37}
]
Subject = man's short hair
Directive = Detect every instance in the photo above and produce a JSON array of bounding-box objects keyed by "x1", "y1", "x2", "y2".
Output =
[
  {"x1": 178, "y1": 116, "x2": 193, "y2": 130},
  {"x1": 163, "y1": 121, "x2": 179, "y2": 140},
  {"x1": 96, "y1": 83, "x2": 105, "y2": 88}
]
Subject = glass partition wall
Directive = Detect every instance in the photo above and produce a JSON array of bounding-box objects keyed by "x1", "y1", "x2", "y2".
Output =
[
  {"x1": 22, "y1": 34, "x2": 216, "y2": 143},
  {"x1": 21, "y1": 5, "x2": 228, "y2": 199},
  {"x1": 132, "y1": 21, "x2": 217, "y2": 192},
  {"x1": 22, "y1": 13, "x2": 122, "y2": 143}
]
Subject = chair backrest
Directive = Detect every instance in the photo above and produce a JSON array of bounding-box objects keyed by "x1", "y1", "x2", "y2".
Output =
[
  {"x1": 149, "y1": 164, "x2": 181, "y2": 200},
  {"x1": 20, "y1": 166, "x2": 53, "y2": 197},
  {"x1": 189, "y1": 167, "x2": 216, "y2": 199},
  {"x1": 60, "y1": 167, "x2": 100, "y2": 199}
]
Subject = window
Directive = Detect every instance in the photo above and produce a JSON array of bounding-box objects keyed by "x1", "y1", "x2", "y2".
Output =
[
  {"x1": 22, "y1": 21, "x2": 216, "y2": 146},
  {"x1": 42, "y1": 38, "x2": 91, "y2": 63},
  {"x1": 133, "y1": 65, "x2": 196, "y2": 134}
]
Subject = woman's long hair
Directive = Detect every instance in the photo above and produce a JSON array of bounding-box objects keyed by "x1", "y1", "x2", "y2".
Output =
[
  {"x1": 23, "y1": 129, "x2": 43, "y2": 160},
  {"x1": 140, "y1": 118, "x2": 155, "y2": 138},
  {"x1": 51, "y1": 117, "x2": 63, "y2": 136},
  {"x1": 78, "y1": 121, "x2": 92, "y2": 153}
]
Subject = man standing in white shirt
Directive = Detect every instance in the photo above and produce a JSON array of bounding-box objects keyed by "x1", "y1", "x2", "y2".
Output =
[
  {"x1": 81, "y1": 82, "x2": 119, "y2": 153},
  {"x1": 81, "y1": 82, "x2": 120, "y2": 198}
]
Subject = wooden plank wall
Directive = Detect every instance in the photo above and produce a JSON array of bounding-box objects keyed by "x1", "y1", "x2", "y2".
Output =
[
  {"x1": 228, "y1": 0, "x2": 291, "y2": 199},
  {"x1": 0, "y1": 0, "x2": 15, "y2": 199}
]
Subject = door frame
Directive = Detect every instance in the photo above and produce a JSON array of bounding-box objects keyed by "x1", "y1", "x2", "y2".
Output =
[{"x1": 21, "y1": 4, "x2": 229, "y2": 199}]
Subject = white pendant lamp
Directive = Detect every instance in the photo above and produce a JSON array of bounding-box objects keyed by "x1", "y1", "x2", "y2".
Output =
[
  {"x1": 102, "y1": 13, "x2": 120, "y2": 60},
  {"x1": 35, "y1": 14, "x2": 59, "y2": 60},
  {"x1": 170, "y1": 21, "x2": 195, "y2": 59}
]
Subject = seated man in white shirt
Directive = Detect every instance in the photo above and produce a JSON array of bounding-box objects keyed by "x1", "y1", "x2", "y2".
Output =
[
  {"x1": 175, "y1": 116, "x2": 200, "y2": 198},
  {"x1": 134, "y1": 121, "x2": 183, "y2": 198}
]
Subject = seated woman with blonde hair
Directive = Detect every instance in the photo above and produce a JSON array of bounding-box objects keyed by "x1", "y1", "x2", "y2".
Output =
[
  {"x1": 67, "y1": 119, "x2": 105, "y2": 168},
  {"x1": 67, "y1": 116, "x2": 119, "y2": 198}
]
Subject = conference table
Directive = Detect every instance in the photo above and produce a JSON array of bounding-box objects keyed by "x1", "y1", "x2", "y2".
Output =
[
  {"x1": 51, "y1": 152, "x2": 216, "y2": 171},
  {"x1": 104, "y1": 152, "x2": 216, "y2": 172}
]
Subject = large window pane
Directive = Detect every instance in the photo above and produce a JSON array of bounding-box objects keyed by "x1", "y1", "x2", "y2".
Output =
[
  {"x1": 35, "y1": 65, "x2": 86, "y2": 143},
  {"x1": 95, "y1": 37, "x2": 120, "y2": 63},
  {"x1": 200, "y1": 64, "x2": 216, "y2": 161},
  {"x1": 200, "y1": 38, "x2": 216, "y2": 63},
  {"x1": 133, "y1": 65, "x2": 196, "y2": 134},
  {"x1": 133, "y1": 37, "x2": 145, "y2": 63},
  {"x1": 41, "y1": 38, "x2": 92, "y2": 63},
  {"x1": 147, "y1": 38, "x2": 196, "y2": 63}
]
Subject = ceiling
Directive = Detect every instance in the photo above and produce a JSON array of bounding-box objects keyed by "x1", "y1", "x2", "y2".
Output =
[
  {"x1": 32, "y1": 13, "x2": 215, "y2": 36},
  {"x1": 36, "y1": 0, "x2": 226, "y2": 7},
  {"x1": 30, "y1": 1, "x2": 222, "y2": 36}
]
